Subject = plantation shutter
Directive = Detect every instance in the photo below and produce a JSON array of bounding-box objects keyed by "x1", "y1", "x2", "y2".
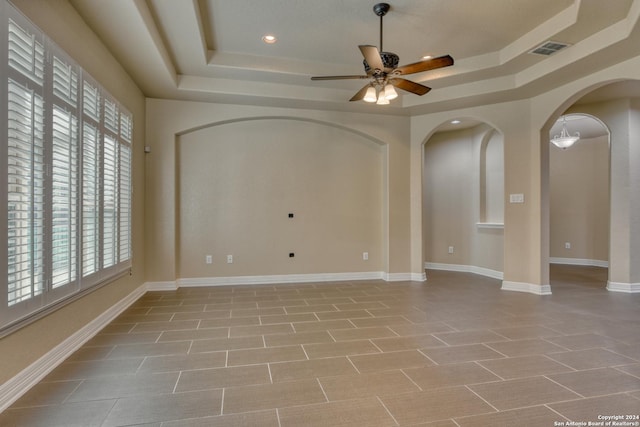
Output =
[
  {"x1": 102, "y1": 133, "x2": 118, "y2": 269},
  {"x1": 8, "y1": 18, "x2": 44, "y2": 84},
  {"x1": 81, "y1": 122, "x2": 100, "y2": 277},
  {"x1": 7, "y1": 80, "x2": 45, "y2": 306},
  {"x1": 119, "y1": 113, "x2": 132, "y2": 263},
  {"x1": 81, "y1": 79, "x2": 101, "y2": 278},
  {"x1": 118, "y1": 143, "x2": 132, "y2": 263},
  {"x1": 50, "y1": 49, "x2": 79, "y2": 290},
  {"x1": 6, "y1": 16, "x2": 46, "y2": 309},
  {"x1": 2, "y1": 2, "x2": 134, "y2": 334}
]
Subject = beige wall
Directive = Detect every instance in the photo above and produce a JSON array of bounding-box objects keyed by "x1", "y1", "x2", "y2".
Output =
[
  {"x1": 412, "y1": 100, "x2": 542, "y2": 287},
  {"x1": 0, "y1": 1, "x2": 146, "y2": 383},
  {"x1": 146, "y1": 100, "x2": 412, "y2": 283},
  {"x1": 550, "y1": 135, "x2": 610, "y2": 263},
  {"x1": 422, "y1": 116, "x2": 611, "y2": 276},
  {"x1": 422, "y1": 125, "x2": 504, "y2": 275},
  {"x1": 177, "y1": 119, "x2": 384, "y2": 277},
  {"x1": 562, "y1": 96, "x2": 640, "y2": 285},
  {"x1": 631, "y1": 98, "x2": 640, "y2": 284},
  {"x1": 423, "y1": 128, "x2": 474, "y2": 264},
  {"x1": 3, "y1": 0, "x2": 640, "y2": 394},
  {"x1": 412, "y1": 58, "x2": 640, "y2": 292},
  {"x1": 482, "y1": 130, "x2": 505, "y2": 224}
]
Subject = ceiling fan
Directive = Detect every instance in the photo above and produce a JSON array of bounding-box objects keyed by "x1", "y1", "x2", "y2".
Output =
[{"x1": 311, "y1": 3, "x2": 454, "y2": 104}]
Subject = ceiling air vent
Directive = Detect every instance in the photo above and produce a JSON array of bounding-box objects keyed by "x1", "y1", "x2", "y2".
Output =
[{"x1": 529, "y1": 41, "x2": 571, "y2": 56}]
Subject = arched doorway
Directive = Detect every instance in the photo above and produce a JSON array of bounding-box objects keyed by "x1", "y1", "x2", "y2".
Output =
[
  {"x1": 543, "y1": 80, "x2": 640, "y2": 293},
  {"x1": 548, "y1": 113, "x2": 610, "y2": 289},
  {"x1": 422, "y1": 119, "x2": 504, "y2": 280}
]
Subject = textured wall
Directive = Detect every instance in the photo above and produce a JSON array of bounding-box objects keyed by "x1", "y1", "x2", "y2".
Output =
[{"x1": 177, "y1": 119, "x2": 384, "y2": 277}]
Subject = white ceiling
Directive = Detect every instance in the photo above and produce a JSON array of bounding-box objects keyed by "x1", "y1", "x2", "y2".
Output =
[{"x1": 68, "y1": 0, "x2": 640, "y2": 116}]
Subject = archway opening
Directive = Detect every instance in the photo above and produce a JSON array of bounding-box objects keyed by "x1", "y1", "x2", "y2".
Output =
[
  {"x1": 548, "y1": 113, "x2": 610, "y2": 290},
  {"x1": 543, "y1": 79, "x2": 640, "y2": 293},
  {"x1": 422, "y1": 118, "x2": 504, "y2": 281}
]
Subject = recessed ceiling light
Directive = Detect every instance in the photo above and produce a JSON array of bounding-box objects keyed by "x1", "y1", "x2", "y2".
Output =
[
  {"x1": 451, "y1": 120, "x2": 461, "y2": 124},
  {"x1": 262, "y1": 34, "x2": 277, "y2": 44},
  {"x1": 422, "y1": 55, "x2": 432, "y2": 60}
]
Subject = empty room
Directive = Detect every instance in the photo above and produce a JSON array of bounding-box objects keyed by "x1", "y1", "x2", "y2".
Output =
[{"x1": 1, "y1": 0, "x2": 639, "y2": 425}]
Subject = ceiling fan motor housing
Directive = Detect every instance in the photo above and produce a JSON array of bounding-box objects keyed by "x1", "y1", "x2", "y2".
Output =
[{"x1": 364, "y1": 51, "x2": 399, "y2": 73}]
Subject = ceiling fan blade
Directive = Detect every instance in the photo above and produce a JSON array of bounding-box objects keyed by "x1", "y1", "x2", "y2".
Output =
[
  {"x1": 394, "y1": 55, "x2": 454, "y2": 75},
  {"x1": 359, "y1": 45, "x2": 384, "y2": 72},
  {"x1": 311, "y1": 75, "x2": 368, "y2": 80},
  {"x1": 389, "y1": 78, "x2": 431, "y2": 96},
  {"x1": 350, "y1": 84, "x2": 372, "y2": 102}
]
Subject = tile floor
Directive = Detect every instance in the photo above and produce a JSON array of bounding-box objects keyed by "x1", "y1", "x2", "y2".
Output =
[{"x1": 2, "y1": 265, "x2": 640, "y2": 426}]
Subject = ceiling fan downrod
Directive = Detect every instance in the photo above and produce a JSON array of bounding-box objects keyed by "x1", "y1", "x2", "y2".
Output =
[{"x1": 373, "y1": 3, "x2": 390, "y2": 52}]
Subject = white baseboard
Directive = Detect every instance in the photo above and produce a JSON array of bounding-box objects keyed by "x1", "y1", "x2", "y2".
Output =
[
  {"x1": 151, "y1": 271, "x2": 427, "y2": 289},
  {"x1": 501, "y1": 281, "x2": 552, "y2": 295},
  {"x1": 607, "y1": 281, "x2": 640, "y2": 293},
  {"x1": 145, "y1": 281, "x2": 178, "y2": 291},
  {"x1": 0, "y1": 283, "x2": 147, "y2": 413},
  {"x1": 425, "y1": 262, "x2": 503, "y2": 280},
  {"x1": 550, "y1": 257, "x2": 609, "y2": 268},
  {"x1": 152, "y1": 271, "x2": 427, "y2": 291},
  {"x1": 383, "y1": 272, "x2": 427, "y2": 282},
  {"x1": 177, "y1": 272, "x2": 386, "y2": 287}
]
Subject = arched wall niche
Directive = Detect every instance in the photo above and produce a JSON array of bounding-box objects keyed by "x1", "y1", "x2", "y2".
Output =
[
  {"x1": 538, "y1": 79, "x2": 640, "y2": 292},
  {"x1": 175, "y1": 116, "x2": 388, "y2": 280},
  {"x1": 422, "y1": 118, "x2": 505, "y2": 279},
  {"x1": 145, "y1": 99, "x2": 414, "y2": 283},
  {"x1": 479, "y1": 128, "x2": 504, "y2": 225},
  {"x1": 176, "y1": 116, "x2": 388, "y2": 146}
]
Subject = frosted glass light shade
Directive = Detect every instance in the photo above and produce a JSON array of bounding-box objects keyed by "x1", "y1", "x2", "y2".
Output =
[
  {"x1": 384, "y1": 84, "x2": 398, "y2": 100},
  {"x1": 364, "y1": 86, "x2": 377, "y2": 103},
  {"x1": 551, "y1": 117, "x2": 580, "y2": 149}
]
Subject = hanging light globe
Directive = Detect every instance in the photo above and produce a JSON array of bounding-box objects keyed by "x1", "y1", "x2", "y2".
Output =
[{"x1": 551, "y1": 116, "x2": 580, "y2": 149}]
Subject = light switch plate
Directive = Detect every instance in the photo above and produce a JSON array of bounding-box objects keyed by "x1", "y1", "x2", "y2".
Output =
[{"x1": 509, "y1": 193, "x2": 524, "y2": 203}]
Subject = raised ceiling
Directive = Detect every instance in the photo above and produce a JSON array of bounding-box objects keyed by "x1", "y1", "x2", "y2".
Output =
[{"x1": 69, "y1": 0, "x2": 640, "y2": 115}]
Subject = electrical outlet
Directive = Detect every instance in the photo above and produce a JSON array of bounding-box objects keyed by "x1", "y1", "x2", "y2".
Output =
[
  {"x1": 205, "y1": 255, "x2": 212, "y2": 264},
  {"x1": 565, "y1": 242, "x2": 571, "y2": 249},
  {"x1": 227, "y1": 255, "x2": 233, "y2": 264},
  {"x1": 363, "y1": 252, "x2": 369, "y2": 260},
  {"x1": 448, "y1": 246, "x2": 454, "y2": 254}
]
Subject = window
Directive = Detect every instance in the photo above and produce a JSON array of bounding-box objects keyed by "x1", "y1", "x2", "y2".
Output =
[{"x1": 1, "y1": 2, "x2": 133, "y2": 334}]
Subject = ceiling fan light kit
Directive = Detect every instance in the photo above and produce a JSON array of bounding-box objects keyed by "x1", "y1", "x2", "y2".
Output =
[
  {"x1": 364, "y1": 86, "x2": 378, "y2": 102},
  {"x1": 384, "y1": 84, "x2": 398, "y2": 100},
  {"x1": 311, "y1": 3, "x2": 454, "y2": 105}
]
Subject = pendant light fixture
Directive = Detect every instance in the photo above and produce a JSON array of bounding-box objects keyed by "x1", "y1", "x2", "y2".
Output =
[{"x1": 550, "y1": 116, "x2": 580, "y2": 149}]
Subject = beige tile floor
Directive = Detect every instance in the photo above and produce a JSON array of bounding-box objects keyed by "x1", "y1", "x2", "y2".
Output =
[{"x1": 2, "y1": 265, "x2": 640, "y2": 426}]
